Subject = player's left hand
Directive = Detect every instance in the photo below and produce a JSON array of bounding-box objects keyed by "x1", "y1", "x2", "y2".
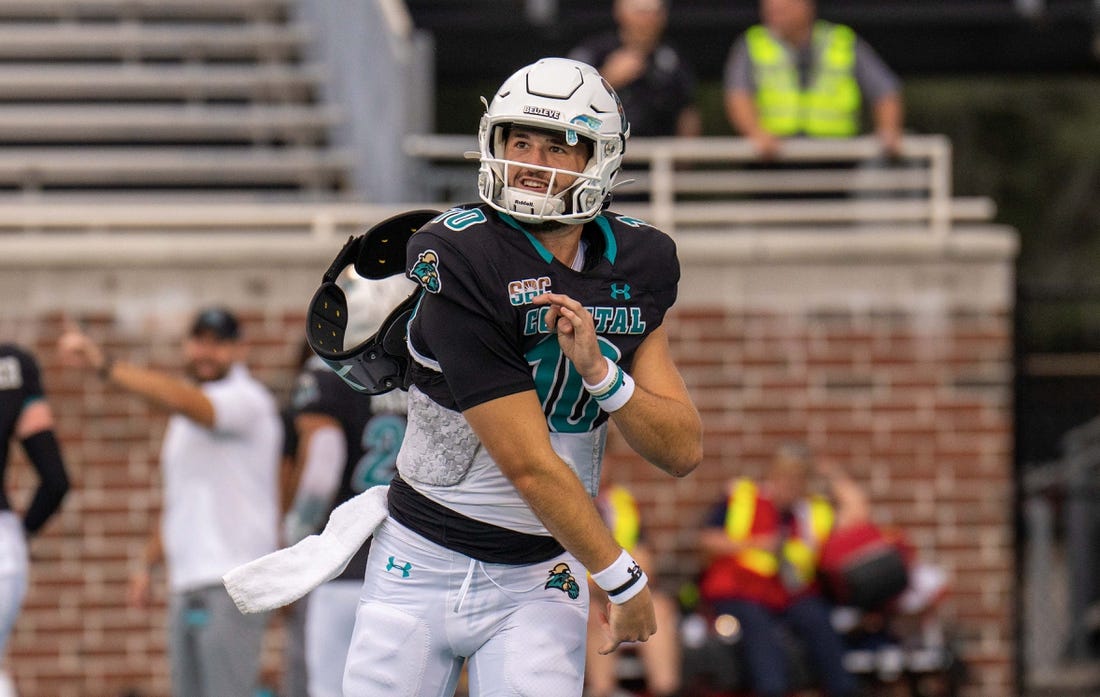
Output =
[
  {"x1": 532, "y1": 292, "x2": 607, "y2": 382},
  {"x1": 599, "y1": 585, "x2": 657, "y2": 655}
]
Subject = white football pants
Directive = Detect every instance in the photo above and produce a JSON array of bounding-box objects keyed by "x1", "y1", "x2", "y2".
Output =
[{"x1": 343, "y1": 518, "x2": 590, "y2": 697}]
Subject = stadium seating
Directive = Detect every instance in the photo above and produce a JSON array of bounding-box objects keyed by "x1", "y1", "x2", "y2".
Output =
[{"x1": 0, "y1": 0, "x2": 351, "y2": 198}]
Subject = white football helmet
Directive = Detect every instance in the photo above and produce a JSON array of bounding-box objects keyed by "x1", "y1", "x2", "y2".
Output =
[{"x1": 477, "y1": 57, "x2": 630, "y2": 225}]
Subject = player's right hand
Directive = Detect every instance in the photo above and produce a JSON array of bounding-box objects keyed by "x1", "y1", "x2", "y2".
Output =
[{"x1": 598, "y1": 585, "x2": 657, "y2": 655}]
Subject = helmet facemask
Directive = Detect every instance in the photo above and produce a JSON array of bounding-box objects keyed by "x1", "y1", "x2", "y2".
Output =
[
  {"x1": 479, "y1": 121, "x2": 608, "y2": 226},
  {"x1": 476, "y1": 58, "x2": 629, "y2": 226}
]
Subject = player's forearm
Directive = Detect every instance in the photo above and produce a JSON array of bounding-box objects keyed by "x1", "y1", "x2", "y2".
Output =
[
  {"x1": 464, "y1": 394, "x2": 624, "y2": 573},
  {"x1": 105, "y1": 361, "x2": 215, "y2": 427},
  {"x1": 21, "y1": 428, "x2": 69, "y2": 535},
  {"x1": 509, "y1": 460, "x2": 624, "y2": 574},
  {"x1": 604, "y1": 328, "x2": 702, "y2": 476},
  {"x1": 284, "y1": 424, "x2": 345, "y2": 544},
  {"x1": 612, "y1": 390, "x2": 702, "y2": 477}
]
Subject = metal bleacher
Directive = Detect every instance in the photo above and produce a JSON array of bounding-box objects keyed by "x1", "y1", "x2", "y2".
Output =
[{"x1": 0, "y1": 0, "x2": 351, "y2": 199}]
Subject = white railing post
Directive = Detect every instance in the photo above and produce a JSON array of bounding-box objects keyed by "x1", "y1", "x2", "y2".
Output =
[
  {"x1": 650, "y1": 146, "x2": 676, "y2": 235},
  {"x1": 929, "y1": 136, "x2": 953, "y2": 242}
]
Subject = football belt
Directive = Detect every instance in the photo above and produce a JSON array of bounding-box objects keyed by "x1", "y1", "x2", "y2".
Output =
[{"x1": 306, "y1": 209, "x2": 440, "y2": 394}]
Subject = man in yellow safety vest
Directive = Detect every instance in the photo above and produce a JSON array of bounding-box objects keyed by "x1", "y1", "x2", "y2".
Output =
[{"x1": 724, "y1": 0, "x2": 903, "y2": 159}]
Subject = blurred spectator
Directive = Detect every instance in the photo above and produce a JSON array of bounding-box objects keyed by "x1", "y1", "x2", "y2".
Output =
[
  {"x1": 586, "y1": 481, "x2": 680, "y2": 697},
  {"x1": 569, "y1": 0, "x2": 701, "y2": 138},
  {"x1": 697, "y1": 442, "x2": 858, "y2": 697},
  {"x1": 59, "y1": 308, "x2": 282, "y2": 697},
  {"x1": 275, "y1": 340, "x2": 316, "y2": 697},
  {"x1": 125, "y1": 529, "x2": 162, "y2": 611},
  {"x1": 724, "y1": 0, "x2": 903, "y2": 159},
  {"x1": 283, "y1": 271, "x2": 412, "y2": 697},
  {"x1": 0, "y1": 343, "x2": 70, "y2": 697}
]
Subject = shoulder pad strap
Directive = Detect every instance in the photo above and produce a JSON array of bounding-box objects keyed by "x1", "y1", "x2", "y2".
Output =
[{"x1": 354, "y1": 209, "x2": 441, "y2": 279}]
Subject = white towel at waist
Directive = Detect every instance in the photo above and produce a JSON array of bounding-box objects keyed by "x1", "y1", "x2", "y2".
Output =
[{"x1": 222, "y1": 484, "x2": 389, "y2": 614}]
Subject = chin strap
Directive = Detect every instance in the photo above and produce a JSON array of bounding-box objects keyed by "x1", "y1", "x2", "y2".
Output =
[{"x1": 501, "y1": 185, "x2": 567, "y2": 220}]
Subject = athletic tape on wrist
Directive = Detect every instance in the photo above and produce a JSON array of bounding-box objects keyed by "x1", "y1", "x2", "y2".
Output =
[
  {"x1": 591, "y1": 549, "x2": 648, "y2": 605},
  {"x1": 582, "y1": 357, "x2": 635, "y2": 413},
  {"x1": 582, "y1": 357, "x2": 618, "y2": 395}
]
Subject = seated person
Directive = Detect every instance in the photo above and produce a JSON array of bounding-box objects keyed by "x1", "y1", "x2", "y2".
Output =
[{"x1": 698, "y1": 443, "x2": 858, "y2": 697}]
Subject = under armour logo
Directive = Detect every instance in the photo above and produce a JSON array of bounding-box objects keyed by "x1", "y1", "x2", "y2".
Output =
[
  {"x1": 627, "y1": 562, "x2": 642, "y2": 582},
  {"x1": 386, "y1": 556, "x2": 412, "y2": 578},
  {"x1": 610, "y1": 283, "x2": 631, "y2": 300}
]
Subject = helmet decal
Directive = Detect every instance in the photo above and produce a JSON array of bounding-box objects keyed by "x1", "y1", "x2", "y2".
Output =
[{"x1": 523, "y1": 105, "x2": 561, "y2": 120}]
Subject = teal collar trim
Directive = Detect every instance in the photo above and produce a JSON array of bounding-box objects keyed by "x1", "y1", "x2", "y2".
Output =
[
  {"x1": 497, "y1": 211, "x2": 618, "y2": 266},
  {"x1": 498, "y1": 212, "x2": 554, "y2": 264},
  {"x1": 595, "y1": 215, "x2": 617, "y2": 264}
]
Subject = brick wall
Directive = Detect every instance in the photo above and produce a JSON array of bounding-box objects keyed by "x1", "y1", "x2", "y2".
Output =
[{"x1": 1, "y1": 228, "x2": 1016, "y2": 697}]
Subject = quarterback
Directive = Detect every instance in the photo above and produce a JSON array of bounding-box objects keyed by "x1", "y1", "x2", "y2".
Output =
[{"x1": 342, "y1": 57, "x2": 703, "y2": 697}]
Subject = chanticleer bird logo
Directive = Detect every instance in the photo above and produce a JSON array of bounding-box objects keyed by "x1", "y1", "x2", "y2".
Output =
[
  {"x1": 544, "y1": 562, "x2": 580, "y2": 599},
  {"x1": 410, "y1": 249, "x2": 442, "y2": 294}
]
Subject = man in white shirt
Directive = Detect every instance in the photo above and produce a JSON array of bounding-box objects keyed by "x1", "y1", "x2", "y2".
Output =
[{"x1": 60, "y1": 307, "x2": 282, "y2": 697}]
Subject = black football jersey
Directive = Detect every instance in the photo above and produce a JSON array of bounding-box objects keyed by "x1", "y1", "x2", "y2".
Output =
[
  {"x1": 405, "y1": 205, "x2": 679, "y2": 432},
  {"x1": 0, "y1": 344, "x2": 45, "y2": 511},
  {"x1": 289, "y1": 358, "x2": 406, "y2": 579}
]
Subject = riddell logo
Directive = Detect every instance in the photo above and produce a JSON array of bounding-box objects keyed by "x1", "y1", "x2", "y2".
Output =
[{"x1": 523, "y1": 105, "x2": 560, "y2": 120}]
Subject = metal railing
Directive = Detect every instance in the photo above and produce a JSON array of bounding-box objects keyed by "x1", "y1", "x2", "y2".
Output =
[
  {"x1": 0, "y1": 134, "x2": 1004, "y2": 266},
  {"x1": 0, "y1": 200, "x2": 417, "y2": 266},
  {"x1": 404, "y1": 133, "x2": 996, "y2": 240},
  {"x1": 1023, "y1": 416, "x2": 1100, "y2": 693}
]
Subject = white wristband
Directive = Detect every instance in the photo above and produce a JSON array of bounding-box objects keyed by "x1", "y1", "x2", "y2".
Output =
[
  {"x1": 582, "y1": 357, "x2": 636, "y2": 413},
  {"x1": 591, "y1": 549, "x2": 648, "y2": 605}
]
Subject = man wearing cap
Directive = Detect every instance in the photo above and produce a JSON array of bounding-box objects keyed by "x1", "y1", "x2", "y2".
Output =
[{"x1": 59, "y1": 307, "x2": 282, "y2": 697}]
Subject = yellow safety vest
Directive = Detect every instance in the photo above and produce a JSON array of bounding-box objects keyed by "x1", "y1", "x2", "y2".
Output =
[
  {"x1": 746, "y1": 20, "x2": 861, "y2": 137},
  {"x1": 724, "y1": 479, "x2": 834, "y2": 585},
  {"x1": 603, "y1": 484, "x2": 641, "y2": 553}
]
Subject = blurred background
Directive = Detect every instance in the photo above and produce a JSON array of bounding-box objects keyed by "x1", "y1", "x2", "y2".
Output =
[{"x1": 0, "y1": 1, "x2": 1096, "y2": 696}]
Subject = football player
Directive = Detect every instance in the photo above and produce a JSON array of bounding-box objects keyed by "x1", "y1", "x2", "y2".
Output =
[
  {"x1": 341, "y1": 57, "x2": 702, "y2": 697},
  {"x1": 0, "y1": 344, "x2": 70, "y2": 697}
]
